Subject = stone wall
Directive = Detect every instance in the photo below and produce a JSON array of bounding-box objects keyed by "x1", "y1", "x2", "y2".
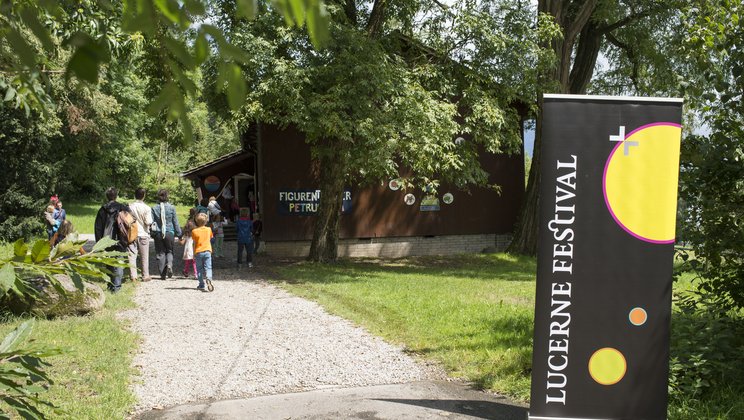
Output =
[{"x1": 265, "y1": 234, "x2": 513, "y2": 258}]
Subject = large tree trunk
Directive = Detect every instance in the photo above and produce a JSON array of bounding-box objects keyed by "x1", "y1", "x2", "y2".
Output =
[
  {"x1": 508, "y1": 0, "x2": 598, "y2": 255},
  {"x1": 308, "y1": 151, "x2": 347, "y2": 262}
]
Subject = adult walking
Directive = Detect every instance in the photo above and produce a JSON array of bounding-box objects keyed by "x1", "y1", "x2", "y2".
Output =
[
  {"x1": 94, "y1": 187, "x2": 130, "y2": 293},
  {"x1": 151, "y1": 189, "x2": 182, "y2": 280},
  {"x1": 129, "y1": 187, "x2": 154, "y2": 282}
]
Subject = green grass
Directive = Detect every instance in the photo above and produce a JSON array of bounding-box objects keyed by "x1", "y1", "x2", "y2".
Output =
[
  {"x1": 276, "y1": 253, "x2": 744, "y2": 418},
  {"x1": 277, "y1": 253, "x2": 537, "y2": 400},
  {"x1": 0, "y1": 282, "x2": 139, "y2": 419},
  {"x1": 65, "y1": 199, "x2": 192, "y2": 234}
]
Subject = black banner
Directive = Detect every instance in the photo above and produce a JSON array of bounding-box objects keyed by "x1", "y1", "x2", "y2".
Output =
[{"x1": 529, "y1": 95, "x2": 683, "y2": 420}]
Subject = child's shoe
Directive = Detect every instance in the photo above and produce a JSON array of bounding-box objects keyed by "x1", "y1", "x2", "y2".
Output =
[{"x1": 207, "y1": 279, "x2": 214, "y2": 292}]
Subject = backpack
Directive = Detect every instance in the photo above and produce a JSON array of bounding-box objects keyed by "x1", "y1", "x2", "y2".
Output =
[{"x1": 117, "y1": 210, "x2": 138, "y2": 246}]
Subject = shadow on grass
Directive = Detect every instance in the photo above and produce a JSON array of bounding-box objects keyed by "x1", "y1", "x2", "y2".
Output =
[{"x1": 282, "y1": 253, "x2": 537, "y2": 284}]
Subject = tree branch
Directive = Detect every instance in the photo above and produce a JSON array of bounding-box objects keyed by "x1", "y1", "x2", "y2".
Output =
[
  {"x1": 605, "y1": 31, "x2": 640, "y2": 91},
  {"x1": 566, "y1": 0, "x2": 597, "y2": 43},
  {"x1": 366, "y1": 0, "x2": 388, "y2": 38},
  {"x1": 599, "y1": 6, "x2": 664, "y2": 34}
]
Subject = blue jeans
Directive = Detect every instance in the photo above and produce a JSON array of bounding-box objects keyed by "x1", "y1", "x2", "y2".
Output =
[
  {"x1": 108, "y1": 266, "x2": 124, "y2": 292},
  {"x1": 195, "y1": 251, "x2": 212, "y2": 288},
  {"x1": 237, "y1": 241, "x2": 253, "y2": 264}
]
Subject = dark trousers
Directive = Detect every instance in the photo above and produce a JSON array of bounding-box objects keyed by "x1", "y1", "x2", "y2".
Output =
[
  {"x1": 153, "y1": 232, "x2": 175, "y2": 278},
  {"x1": 108, "y1": 265, "x2": 124, "y2": 292},
  {"x1": 237, "y1": 241, "x2": 253, "y2": 264}
]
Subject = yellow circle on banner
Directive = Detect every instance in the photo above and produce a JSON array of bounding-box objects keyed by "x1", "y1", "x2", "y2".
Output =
[
  {"x1": 589, "y1": 347, "x2": 627, "y2": 385},
  {"x1": 603, "y1": 123, "x2": 682, "y2": 243}
]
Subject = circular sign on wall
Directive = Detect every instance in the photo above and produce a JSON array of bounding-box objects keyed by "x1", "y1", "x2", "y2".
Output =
[
  {"x1": 389, "y1": 179, "x2": 401, "y2": 191},
  {"x1": 404, "y1": 193, "x2": 416, "y2": 205},
  {"x1": 442, "y1": 193, "x2": 454, "y2": 204},
  {"x1": 204, "y1": 175, "x2": 221, "y2": 192}
]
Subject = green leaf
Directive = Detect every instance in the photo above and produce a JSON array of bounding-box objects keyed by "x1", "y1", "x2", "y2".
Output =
[
  {"x1": 20, "y1": 7, "x2": 55, "y2": 52},
  {"x1": 65, "y1": 33, "x2": 110, "y2": 84},
  {"x1": 288, "y1": 0, "x2": 306, "y2": 27},
  {"x1": 146, "y1": 83, "x2": 179, "y2": 116},
  {"x1": 70, "y1": 272, "x2": 85, "y2": 292},
  {"x1": 224, "y1": 63, "x2": 247, "y2": 110},
  {"x1": 237, "y1": 0, "x2": 258, "y2": 19},
  {"x1": 13, "y1": 239, "x2": 28, "y2": 258},
  {"x1": 30, "y1": 241, "x2": 50, "y2": 263},
  {"x1": 91, "y1": 237, "x2": 117, "y2": 253},
  {"x1": 5, "y1": 27, "x2": 37, "y2": 69},
  {"x1": 153, "y1": 0, "x2": 182, "y2": 24},
  {"x1": 0, "y1": 264, "x2": 15, "y2": 295},
  {"x1": 306, "y1": 0, "x2": 330, "y2": 48},
  {"x1": 163, "y1": 36, "x2": 195, "y2": 69},
  {"x1": 194, "y1": 31, "x2": 210, "y2": 65},
  {"x1": 183, "y1": 0, "x2": 206, "y2": 15},
  {"x1": 0, "y1": 320, "x2": 34, "y2": 353}
]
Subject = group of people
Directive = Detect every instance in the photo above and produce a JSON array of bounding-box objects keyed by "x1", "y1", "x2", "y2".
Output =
[
  {"x1": 91, "y1": 187, "x2": 263, "y2": 293},
  {"x1": 43, "y1": 195, "x2": 72, "y2": 245}
]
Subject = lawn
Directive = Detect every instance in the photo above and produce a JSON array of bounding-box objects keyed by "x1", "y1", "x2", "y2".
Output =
[
  {"x1": 276, "y1": 252, "x2": 744, "y2": 419},
  {"x1": 66, "y1": 199, "x2": 192, "y2": 234},
  {"x1": 0, "y1": 281, "x2": 139, "y2": 419}
]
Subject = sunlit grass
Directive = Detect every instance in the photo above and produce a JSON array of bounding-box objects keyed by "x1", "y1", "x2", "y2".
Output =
[{"x1": 0, "y1": 282, "x2": 138, "y2": 418}]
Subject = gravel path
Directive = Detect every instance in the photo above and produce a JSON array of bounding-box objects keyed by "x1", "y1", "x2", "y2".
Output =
[{"x1": 124, "y1": 255, "x2": 441, "y2": 415}]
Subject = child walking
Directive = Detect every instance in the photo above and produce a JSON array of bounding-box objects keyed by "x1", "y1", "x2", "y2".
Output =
[
  {"x1": 236, "y1": 212, "x2": 254, "y2": 268},
  {"x1": 180, "y1": 216, "x2": 197, "y2": 278},
  {"x1": 212, "y1": 214, "x2": 225, "y2": 258},
  {"x1": 192, "y1": 213, "x2": 214, "y2": 292}
]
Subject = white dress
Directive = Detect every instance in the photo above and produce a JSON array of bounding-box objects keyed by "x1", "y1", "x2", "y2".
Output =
[{"x1": 182, "y1": 236, "x2": 194, "y2": 260}]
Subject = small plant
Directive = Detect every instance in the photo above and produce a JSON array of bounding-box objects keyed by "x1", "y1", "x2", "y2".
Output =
[
  {"x1": 0, "y1": 235, "x2": 127, "y2": 301},
  {"x1": 0, "y1": 319, "x2": 64, "y2": 419}
]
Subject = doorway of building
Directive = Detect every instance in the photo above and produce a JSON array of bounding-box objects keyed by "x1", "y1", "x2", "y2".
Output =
[{"x1": 233, "y1": 173, "x2": 257, "y2": 220}]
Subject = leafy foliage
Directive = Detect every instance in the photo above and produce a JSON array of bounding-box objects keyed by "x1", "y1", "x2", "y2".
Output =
[
  {"x1": 0, "y1": 319, "x2": 64, "y2": 419},
  {"x1": 677, "y1": 0, "x2": 744, "y2": 309},
  {"x1": 0, "y1": 236, "x2": 126, "y2": 301}
]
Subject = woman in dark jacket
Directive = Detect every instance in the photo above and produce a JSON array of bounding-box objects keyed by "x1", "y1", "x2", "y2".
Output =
[{"x1": 151, "y1": 189, "x2": 182, "y2": 280}]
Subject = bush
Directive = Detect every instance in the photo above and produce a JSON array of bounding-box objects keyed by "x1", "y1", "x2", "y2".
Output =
[{"x1": 669, "y1": 292, "x2": 744, "y2": 400}]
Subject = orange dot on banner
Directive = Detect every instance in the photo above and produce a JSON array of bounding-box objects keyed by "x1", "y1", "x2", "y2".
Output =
[
  {"x1": 588, "y1": 348, "x2": 627, "y2": 385},
  {"x1": 629, "y1": 307, "x2": 648, "y2": 326}
]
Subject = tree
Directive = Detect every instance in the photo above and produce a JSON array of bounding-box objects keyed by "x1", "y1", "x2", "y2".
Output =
[
  {"x1": 677, "y1": 0, "x2": 744, "y2": 309},
  {"x1": 214, "y1": 0, "x2": 551, "y2": 261},
  {"x1": 508, "y1": 0, "x2": 683, "y2": 255}
]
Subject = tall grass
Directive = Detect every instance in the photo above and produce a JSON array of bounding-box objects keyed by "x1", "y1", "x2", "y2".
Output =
[{"x1": 0, "y1": 283, "x2": 138, "y2": 418}]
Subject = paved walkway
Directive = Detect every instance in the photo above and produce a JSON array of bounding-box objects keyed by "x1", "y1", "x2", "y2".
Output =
[{"x1": 140, "y1": 381, "x2": 528, "y2": 420}]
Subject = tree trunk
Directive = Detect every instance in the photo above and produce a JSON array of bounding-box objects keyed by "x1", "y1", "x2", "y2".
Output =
[
  {"x1": 508, "y1": 0, "x2": 598, "y2": 255},
  {"x1": 308, "y1": 151, "x2": 347, "y2": 262}
]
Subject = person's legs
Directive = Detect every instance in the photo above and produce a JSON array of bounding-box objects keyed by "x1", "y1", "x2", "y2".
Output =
[
  {"x1": 183, "y1": 259, "x2": 192, "y2": 276},
  {"x1": 205, "y1": 252, "x2": 213, "y2": 291},
  {"x1": 164, "y1": 232, "x2": 175, "y2": 277},
  {"x1": 215, "y1": 236, "x2": 223, "y2": 257},
  {"x1": 108, "y1": 265, "x2": 124, "y2": 292},
  {"x1": 247, "y1": 241, "x2": 253, "y2": 266},
  {"x1": 253, "y1": 237, "x2": 260, "y2": 254},
  {"x1": 127, "y1": 242, "x2": 138, "y2": 281},
  {"x1": 195, "y1": 252, "x2": 206, "y2": 289},
  {"x1": 237, "y1": 242, "x2": 245, "y2": 264},
  {"x1": 153, "y1": 235, "x2": 166, "y2": 279},
  {"x1": 138, "y1": 236, "x2": 150, "y2": 280}
]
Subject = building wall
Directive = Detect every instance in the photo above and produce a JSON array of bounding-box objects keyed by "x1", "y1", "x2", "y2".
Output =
[
  {"x1": 265, "y1": 234, "x2": 513, "y2": 258},
  {"x1": 260, "y1": 125, "x2": 525, "y2": 242}
]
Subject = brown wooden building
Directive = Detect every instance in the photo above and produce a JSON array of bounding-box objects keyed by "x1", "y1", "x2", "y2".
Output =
[{"x1": 181, "y1": 124, "x2": 524, "y2": 257}]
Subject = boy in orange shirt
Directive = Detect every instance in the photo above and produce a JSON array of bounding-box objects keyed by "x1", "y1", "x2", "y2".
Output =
[{"x1": 192, "y1": 213, "x2": 214, "y2": 292}]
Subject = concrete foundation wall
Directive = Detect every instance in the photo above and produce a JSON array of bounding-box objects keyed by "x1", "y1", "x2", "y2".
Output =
[{"x1": 266, "y1": 234, "x2": 513, "y2": 258}]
